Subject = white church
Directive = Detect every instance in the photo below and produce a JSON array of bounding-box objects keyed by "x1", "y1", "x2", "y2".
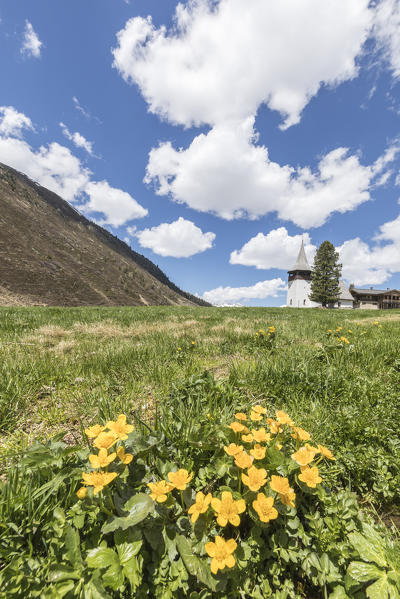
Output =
[{"x1": 286, "y1": 240, "x2": 354, "y2": 309}]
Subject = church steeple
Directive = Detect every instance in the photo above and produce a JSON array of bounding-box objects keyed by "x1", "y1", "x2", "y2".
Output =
[{"x1": 288, "y1": 239, "x2": 311, "y2": 273}]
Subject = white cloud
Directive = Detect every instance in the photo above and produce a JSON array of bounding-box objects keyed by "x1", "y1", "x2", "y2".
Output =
[
  {"x1": 0, "y1": 137, "x2": 90, "y2": 202},
  {"x1": 373, "y1": 0, "x2": 400, "y2": 78},
  {"x1": 202, "y1": 278, "x2": 287, "y2": 305},
  {"x1": 21, "y1": 20, "x2": 42, "y2": 58},
  {"x1": 132, "y1": 216, "x2": 215, "y2": 257},
  {"x1": 338, "y1": 211, "x2": 400, "y2": 285},
  {"x1": 83, "y1": 181, "x2": 148, "y2": 227},
  {"x1": 60, "y1": 122, "x2": 94, "y2": 155},
  {"x1": 230, "y1": 228, "x2": 316, "y2": 270},
  {"x1": 0, "y1": 106, "x2": 34, "y2": 137},
  {"x1": 145, "y1": 119, "x2": 398, "y2": 227},
  {"x1": 0, "y1": 107, "x2": 147, "y2": 227},
  {"x1": 113, "y1": 0, "x2": 372, "y2": 129}
]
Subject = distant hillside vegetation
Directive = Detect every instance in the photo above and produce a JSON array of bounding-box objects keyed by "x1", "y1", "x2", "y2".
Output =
[{"x1": 0, "y1": 162, "x2": 209, "y2": 307}]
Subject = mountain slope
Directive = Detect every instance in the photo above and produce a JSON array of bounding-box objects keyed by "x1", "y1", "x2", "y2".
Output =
[{"x1": 0, "y1": 163, "x2": 209, "y2": 307}]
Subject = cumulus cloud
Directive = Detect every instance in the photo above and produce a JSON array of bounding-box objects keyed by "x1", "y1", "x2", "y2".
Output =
[
  {"x1": 202, "y1": 278, "x2": 287, "y2": 305},
  {"x1": 60, "y1": 122, "x2": 94, "y2": 155},
  {"x1": 0, "y1": 107, "x2": 147, "y2": 226},
  {"x1": 145, "y1": 119, "x2": 398, "y2": 227},
  {"x1": 132, "y1": 216, "x2": 215, "y2": 257},
  {"x1": 113, "y1": 0, "x2": 372, "y2": 129},
  {"x1": 338, "y1": 211, "x2": 400, "y2": 285},
  {"x1": 83, "y1": 181, "x2": 148, "y2": 227},
  {"x1": 0, "y1": 106, "x2": 34, "y2": 138},
  {"x1": 230, "y1": 228, "x2": 316, "y2": 270},
  {"x1": 373, "y1": 0, "x2": 400, "y2": 78},
  {"x1": 21, "y1": 20, "x2": 42, "y2": 58}
]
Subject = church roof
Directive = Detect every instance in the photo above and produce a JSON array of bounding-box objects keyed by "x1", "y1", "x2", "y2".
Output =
[
  {"x1": 288, "y1": 240, "x2": 311, "y2": 272},
  {"x1": 338, "y1": 281, "x2": 353, "y2": 301}
]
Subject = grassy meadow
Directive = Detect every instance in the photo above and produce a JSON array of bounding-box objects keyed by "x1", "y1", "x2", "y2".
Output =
[
  {"x1": 1, "y1": 305, "x2": 399, "y2": 508},
  {"x1": 0, "y1": 305, "x2": 399, "y2": 597}
]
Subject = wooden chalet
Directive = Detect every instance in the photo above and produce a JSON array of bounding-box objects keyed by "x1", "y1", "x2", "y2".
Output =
[{"x1": 350, "y1": 286, "x2": 400, "y2": 309}]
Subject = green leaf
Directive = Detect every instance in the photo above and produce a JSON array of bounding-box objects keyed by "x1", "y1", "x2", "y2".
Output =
[
  {"x1": 348, "y1": 562, "x2": 384, "y2": 583},
  {"x1": 48, "y1": 565, "x2": 80, "y2": 583},
  {"x1": 348, "y1": 531, "x2": 387, "y2": 568},
  {"x1": 329, "y1": 585, "x2": 350, "y2": 599},
  {"x1": 264, "y1": 448, "x2": 285, "y2": 469},
  {"x1": 102, "y1": 493, "x2": 153, "y2": 534},
  {"x1": 65, "y1": 525, "x2": 82, "y2": 567},
  {"x1": 86, "y1": 547, "x2": 118, "y2": 570},
  {"x1": 366, "y1": 575, "x2": 395, "y2": 599}
]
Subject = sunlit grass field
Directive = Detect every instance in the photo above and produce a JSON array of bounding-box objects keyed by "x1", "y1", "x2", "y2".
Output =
[{"x1": 0, "y1": 305, "x2": 399, "y2": 514}]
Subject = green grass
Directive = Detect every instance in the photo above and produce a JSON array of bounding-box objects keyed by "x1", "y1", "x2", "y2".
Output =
[{"x1": 0, "y1": 306, "x2": 399, "y2": 512}]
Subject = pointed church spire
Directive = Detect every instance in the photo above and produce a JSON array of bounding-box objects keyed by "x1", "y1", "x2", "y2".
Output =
[{"x1": 288, "y1": 239, "x2": 311, "y2": 272}]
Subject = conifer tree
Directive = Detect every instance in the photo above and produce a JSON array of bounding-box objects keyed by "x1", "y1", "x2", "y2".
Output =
[{"x1": 310, "y1": 241, "x2": 342, "y2": 307}]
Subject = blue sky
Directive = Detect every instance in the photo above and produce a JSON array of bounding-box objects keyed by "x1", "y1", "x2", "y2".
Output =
[{"x1": 1, "y1": 0, "x2": 400, "y2": 305}]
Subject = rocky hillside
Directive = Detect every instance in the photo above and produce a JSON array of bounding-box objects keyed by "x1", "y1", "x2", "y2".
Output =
[{"x1": 0, "y1": 163, "x2": 209, "y2": 307}]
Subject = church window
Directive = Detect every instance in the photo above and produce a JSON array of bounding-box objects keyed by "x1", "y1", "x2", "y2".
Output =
[
  {"x1": 303, "y1": 299, "x2": 306, "y2": 305},
  {"x1": 290, "y1": 299, "x2": 292, "y2": 305}
]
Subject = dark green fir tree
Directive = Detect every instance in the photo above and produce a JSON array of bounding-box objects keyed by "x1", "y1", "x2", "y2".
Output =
[{"x1": 310, "y1": 241, "x2": 342, "y2": 307}]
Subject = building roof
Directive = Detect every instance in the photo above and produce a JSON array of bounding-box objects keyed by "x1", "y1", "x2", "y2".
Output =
[
  {"x1": 338, "y1": 280, "x2": 353, "y2": 301},
  {"x1": 351, "y1": 287, "x2": 400, "y2": 296},
  {"x1": 288, "y1": 240, "x2": 311, "y2": 272}
]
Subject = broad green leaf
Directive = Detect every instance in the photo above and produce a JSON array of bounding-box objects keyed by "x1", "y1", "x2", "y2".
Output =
[
  {"x1": 48, "y1": 565, "x2": 80, "y2": 582},
  {"x1": 349, "y1": 532, "x2": 387, "y2": 568},
  {"x1": 348, "y1": 561, "x2": 384, "y2": 583},
  {"x1": 86, "y1": 547, "x2": 118, "y2": 570},
  {"x1": 65, "y1": 525, "x2": 82, "y2": 567},
  {"x1": 102, "y1": 493, "x2": 153, "y2": 534},
  {"x1": 329, "y1": 585, "x2": 350, "y2": 599},
  {"x1": 366, "y1": 575, "x2": 393, "y2": 599}
]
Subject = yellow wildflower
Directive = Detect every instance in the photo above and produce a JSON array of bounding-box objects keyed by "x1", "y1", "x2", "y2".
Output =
[
  {"x1": 327, "y1": 329, "x2": 332, "y2": 333},
  {"x1": 89, "y1": 448, "x2": 116, "y2": 469},
  {"x1": 116, "y1": 446, "x2": 133, "y2": 465},
  {"x1": 235, "y1": 412, "x2": 247, "y2": 421},
  {"x1": 250, "y1": 411, "x2": 263, "y2": 422},
  {"x1": 147, "y1": 480, "x2": 174, "y2": 503},
  {"x1": 291, "y1": 427, "x2": 311, "y2": 442},
  {"x1": 250, "y1": 444, "x2": 266, "y2": 460},
  {"x1": 84, "y1": 424, "x2": 105, "y2": 438},
  {"x1": 76, "y1": 487, "x2": 87, "y2": 499},
  {"x1": 299, "y1": 466, "x2": 322, "y2": 488},
  {"x1": 211, "y1": 491, "x2": 246, "y2": 527},
  {"x1": 188, "y1": 491, "x2": 212, "y2": 523},
  {"x1": 266, "y1": 418, "x2": 282, "y2": 434},
  {"x1": 253, "y1": 405, "x2": 267, "y2": 414},
  {"x1": 167, "y1": 469, "x2": 193, "y2": 490},
  {"x1": 205, "y1": 536, "x2": 237, "y2": 575},
  {"x1": 252, "y1": 428, "x2": 271, "y2": 443},
  {"x1": 224, "y1": 443, "x2": 244, "y2": 457},
  {"x1": 336, "y1": 326, "x2": 342, "y2": 332},
  {"x1": 242, "y1": 433, "x2": 254, "y2": 443},
  {"x1": 81, "y1": 471, "x2": 118, "y2": 495},
  {"x1": 268, "y1": 326, "x2": 276, "y2": 333},
  {"x1": 338, "y1": 336, "x2": 349, "y2": 344},
  {"x1": 276, "y1": 410, "x2": 294, "y2": 426},
  {"x1": 275, "y1": 442, "x2": 283, "y2": 450},
  {"x1": 280, "y1": 488, "x2": 296, "y2": 508},
  {"x1": 317, "y1": 444, "x2": 335, "y2": 460},
  {"x1": 270, "y1": 475, "x2": 296, "y2": 508},
  {"x1": 252, "y1": 493, "x2": 278, "y2": 523},
  {"x1": 291, "y1": 445, "x2": 316, "y2": 467},
  {"x1": 93, "y1": 431, "x2": 118, "y2": 450},
  {"x1": 106, "y1": 414, "x2": 134, "y2": 441},
  {"x1": 234, "y1": 451, "x2": 253, "y2": 469},
  {"x1": 242, "y1": 466, "x2": 268, "y2": 492},
  {"x1": 229, "y1": 422, "x2": 248, "y2": 433}
]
